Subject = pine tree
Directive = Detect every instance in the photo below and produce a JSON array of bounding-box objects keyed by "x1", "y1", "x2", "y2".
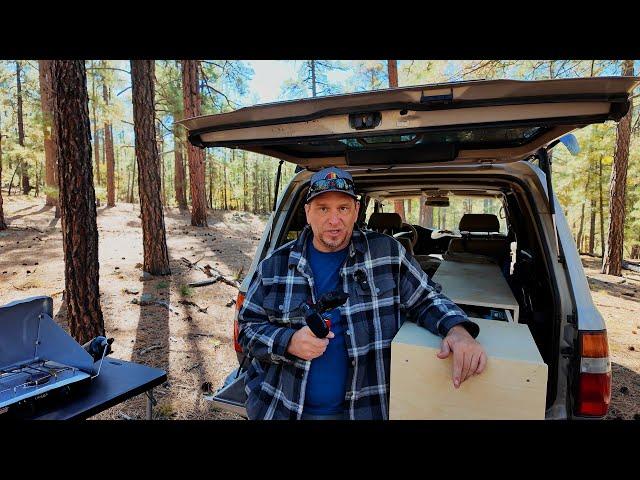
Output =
[
  {"x1": 181, "y1": 60, "x2": 207, "y2": 226},
  {"x1": 602, "y1": 60, "x2": 635, "y2": 275},
  {"x1": 131, "y1": 60, "x2": 171, "y2": 276},
  {"x1": 0, "y1": 117, "x2": 6, "y2": 230},
  {"x1": 50, "y1": 59, "x2": 105, "y2": 344},
  {"x1": 38, "y1": 60, "x2": 59, "y2": 215}
]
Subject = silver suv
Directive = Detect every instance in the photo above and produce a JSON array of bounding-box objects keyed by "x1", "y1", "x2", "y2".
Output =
[{"x1": 181, "y1": 76, "x2": 639, "y2": 419}]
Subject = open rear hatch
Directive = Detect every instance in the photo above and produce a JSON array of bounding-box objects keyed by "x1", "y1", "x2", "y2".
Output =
[
  {"x1": 183, "y1": 77, "x2": 638, "y2": 419},
  {"x1": 180, "y1": 77, "x2": 639, "y2": 169}
]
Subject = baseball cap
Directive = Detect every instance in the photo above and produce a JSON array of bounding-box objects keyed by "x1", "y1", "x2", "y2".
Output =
[{"x1": 306, "y1": 167, "x2": 358, "y2": 203}]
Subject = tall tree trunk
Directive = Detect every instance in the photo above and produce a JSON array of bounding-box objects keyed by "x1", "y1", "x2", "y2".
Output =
[
  {"x1": 91, "y1": 64, "x2": 101, "y2": 188},
  {"x1": 208, "y1": 153, "x2": 213, "y2": 208},
  {"x1": 173, "y1": 129, "x2": 187, "y2": 209},
  {"x1": 181, "y1": 60, "x2": 207, "y2": 226},
  {"x1": 599, "y1": 154, "x2": 605, "y2": 257},
  {"x1": 131, "y1": 60, "x2": 171, "y2": 276},
  {"x1": 50, "y1": 59, "x2": 104, "y2": 344},
  {"x1": 310, "y1": 60, "x2": 317, "y2": 97},
  {"x1": 602, "y1": 60, "x2": 634, "y2": 275},
  {"x1": 394, "y1": 200, "x2": 406, "y2": 222},
  {"x1": 156, "y1": 120, "x2": 166, "y2": 206},
  {"x1": 129, "y1": 158, "x2": 137, "y2": 203},
  {"x1": 0, "y1": 126, "x2": 6, "y2": 230},
  {"x1": 588, "y1": 198, "x2": 596, "y2": 255},
  {"x1": 576, "y1": 169, "x2": 591, "y2": 252},
  {"x1": 105, "y1": 124, "x2": 115, "y2": 207},
  {"x1": 425, "y1": 205, "x2": 433, "y2": 227},
  {"x1": 39, "y1": 60, "x2": 60, "y2": 216},
  {"x1": 252, "y1": 157, "x2": 258, "y2": 213},
  {"x1": 223, "y1": 159, "x2": 228, "y2": 210},
  {"x1": 126, "y1": 159, "x2": 132, "y2": 204},
  {"x1": 387, "y1": 60, "x2": 398, "y2": 87},
  {"x1": 103, "y1": 83, "x2": 116, "y2": 207},
  {"x1": 266, "y1": 168, "x2": 272, "y2": 211},
  {"x1": 16, "y1": 61, "x2": 30, "y2": 195},
  {"x1": 243, "y1": 152, "x2": 248, "y2": 211}
]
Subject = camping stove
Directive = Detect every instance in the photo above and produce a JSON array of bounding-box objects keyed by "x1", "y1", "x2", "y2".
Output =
[{"x1": 0, "y1": 296, "x2": 109, "y2": 418}]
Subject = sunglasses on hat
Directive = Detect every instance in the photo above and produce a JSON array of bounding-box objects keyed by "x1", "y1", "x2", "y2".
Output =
[{"x1": 308, "y1": 177, "x2": 355, "y2": 194}]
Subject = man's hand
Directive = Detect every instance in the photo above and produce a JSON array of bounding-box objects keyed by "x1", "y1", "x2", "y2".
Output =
[
  {"x1": 437, "y1": 325, "x2": 487, "y2": 389},
  {"x1": 286, "y1": 326, "x2": 335, "y2": 361}
]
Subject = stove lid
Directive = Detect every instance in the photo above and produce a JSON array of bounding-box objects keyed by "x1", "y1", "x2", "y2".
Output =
[{"x1": 0, "y1": 296, "x2": 93, "y2": 372}]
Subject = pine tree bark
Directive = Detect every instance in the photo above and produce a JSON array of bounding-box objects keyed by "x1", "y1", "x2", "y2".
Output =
[
  {"x1": 39, "y1": 60, "x2": 59, "y2": 212},
  {"x1": 588, "y1": 198, "x2": 596, "y2": 255},
  {"x1": 50, "y1": 60, "x2": 105, "y2": 344},
  {"x1": 102, "y1": 83, "x2": 116, "y2": 207},
  {"x1": 16, "y1": 61, "x2": 31, "y2": 195},
  {"x1": 576, "y1": 170, "x2": 591, "y2": 252},
  {"x1": 91, "y1": 65, "x2": 101, "y2": 188},
  {"x1": 157, "y1": 120, "x2": 167, "y2": 206},
  {"x1": 602, "y1": 60, "x2": 634, "y2": 275},
  {"x1": 252, "y1": 157, "x2": 259, "y2": 213},
  {"x1": 181, "y1": 60, "x2": 207, "y2": 226},
  {"x1": 387, "y1": 60, "x2": 399, "y2": 87},
  {"x1": 0, "y1": 127, "x2": 6, "y2": 230},
  {"x1": 394, "y1": 200, "x2": 406, "y2": 222},
  {"x1": 174, "y1": 138, "x2": 187, "y2": 209},
  {"x1": 223, "y1": 159, "x2": 228, "y2": 210},
  {"x1": 599, "y1": 154, "x2": 605, "y2": 257},
  {"x1": 310, "y1": 60, "x2": 317, "y2": 97},
  {"x1": 131, "y1": 60, "x2": 171, "y2": 276},
  {"x1": 243, "y1": 152, "x2": 248, "y2": 211}
]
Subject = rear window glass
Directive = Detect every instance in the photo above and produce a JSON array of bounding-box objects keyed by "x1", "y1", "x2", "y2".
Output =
[
  {"x1": 272, "y1": 126, "x2": 546, "y2": 158},
  {"x1": 370, "y1": 196, "x2": 508, "y2": 234}
]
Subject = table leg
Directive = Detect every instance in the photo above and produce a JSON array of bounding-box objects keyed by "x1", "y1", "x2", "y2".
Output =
[{"x1": 146, "y1": 389, "x2": 155, "y2": 420}]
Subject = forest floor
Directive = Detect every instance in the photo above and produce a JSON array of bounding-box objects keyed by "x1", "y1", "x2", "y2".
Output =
[{"x1": 1, "y1": 194, "x2": 639, "y2": 420}]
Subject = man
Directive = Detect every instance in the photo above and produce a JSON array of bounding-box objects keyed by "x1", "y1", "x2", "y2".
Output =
[{"x1": 238, "y1": 167, "x2": 487, "y2": 420}]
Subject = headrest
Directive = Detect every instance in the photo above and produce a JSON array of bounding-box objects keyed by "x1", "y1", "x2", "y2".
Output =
[
  {"x1": 368, "y1": 212, "x2": 403, "y2": 230},
  {"x1": 459, "y1": 214, "x2": 500, "y2": 232}
]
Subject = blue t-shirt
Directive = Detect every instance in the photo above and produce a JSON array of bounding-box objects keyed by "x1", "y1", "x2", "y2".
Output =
[{"x1": 303, "y1": 237, "x2": 350, "y2": 415}]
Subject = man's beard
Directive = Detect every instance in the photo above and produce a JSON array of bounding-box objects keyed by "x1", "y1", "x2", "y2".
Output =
[{"x1": 319, "y1": 230, "x2": 349, "y2": 251}]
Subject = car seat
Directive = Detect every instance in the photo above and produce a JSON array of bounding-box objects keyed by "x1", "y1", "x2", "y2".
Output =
[{"x1": 445, "y1": 214, "x2": 510, "y2": 267}]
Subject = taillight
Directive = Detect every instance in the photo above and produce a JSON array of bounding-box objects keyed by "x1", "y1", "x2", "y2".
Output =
[
  {"x1": 233, "y1": 293, "x2": 245, "y2": 354},
  {"x1": 576, "y1": 331, "x2": 611, "y2": 417}
]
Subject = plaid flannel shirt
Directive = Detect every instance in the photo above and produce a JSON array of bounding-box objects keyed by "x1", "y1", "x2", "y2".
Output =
[{"x1": 237, "y1": 225, "x2": 477, "y2": 420}]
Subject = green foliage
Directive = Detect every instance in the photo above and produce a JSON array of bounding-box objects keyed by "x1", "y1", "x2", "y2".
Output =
[
  {"x1": 281, "y1": 60, "x2": 346, "y2": 99},
  {"x1": 3, "y1": 57, "x2": 640, "y2": 260},
  {"x1": 180, "y1": 285, "x2": 194, "y2": 297},
  {"x1": 156, "y1": 280, "x2": 169, "y2": 289},
  {"x1": 94, "y1": 186, "x2": 107, "y2": 202},
  {"x1": 43, "y1": 185, "x2": 59, "y2": 200}
]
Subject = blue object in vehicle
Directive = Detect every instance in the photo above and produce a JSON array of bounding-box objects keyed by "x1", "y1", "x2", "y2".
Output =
[{"x1": 559, "y1": 134, "x2": 580, "y2": 156}]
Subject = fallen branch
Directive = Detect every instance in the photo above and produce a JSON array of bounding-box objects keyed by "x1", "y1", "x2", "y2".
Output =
[
  {"x1": 185, "y1": 362, "x2": 202, "y2": 372},
  {"x1": 138, "y1": 344, "x2": 162, "y2": 355},
  {"x1": 132, "y1": 297, "x2": 179, "y2": 314},
  {"x1": 178, "y1": 299, "x2": 209, "y2": 313},
  {"x1": 622, "y1": 261, "x2": 640, "y2": 274},
  {"x1": 8, "y1": 225, "x2": 45, "y2": 233},
  {"x1": 188, "y1": 279, "x2": 218, "y2": 288},
  {"x1": 181, "y1": 256, "x2": 240, "y2": 288}
]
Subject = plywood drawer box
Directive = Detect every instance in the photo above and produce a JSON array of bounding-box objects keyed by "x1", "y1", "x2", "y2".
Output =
[{"x1": 389, "y1": 318, "x2": 548, "y2": 420}]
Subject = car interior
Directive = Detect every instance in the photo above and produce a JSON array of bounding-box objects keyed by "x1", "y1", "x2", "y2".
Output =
[{"x1": 277, "y1": 175, "x2": 560, "y2": 406}]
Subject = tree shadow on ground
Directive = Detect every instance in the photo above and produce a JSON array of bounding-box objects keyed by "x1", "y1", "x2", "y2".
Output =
[
  {"x1": 586, "y1": 277, "x2": 640, "y2": 304},
  {"x1": 130, "y1": 274, "x2": 171, "y2": 418},
  {"x1": 7, "y1": 205, "x2": 54, "y2": 222},
  {"x1": 606, "y1": 362, "x2": 640, "y2": 420}
]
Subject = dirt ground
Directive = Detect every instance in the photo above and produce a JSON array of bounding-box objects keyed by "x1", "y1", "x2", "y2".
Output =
[
  {"x1": 0, "y1": 195, "x2": 265, "y2": 420},
  {"x1": 1, "y1": 195, "x2": 639, "y2": 420}
]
